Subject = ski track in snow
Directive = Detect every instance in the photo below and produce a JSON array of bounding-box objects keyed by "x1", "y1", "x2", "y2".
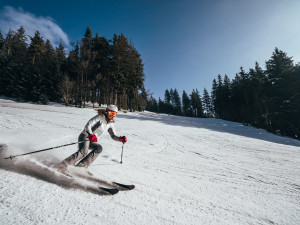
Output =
[{"x1": 0, "y1": 98, "x2": 300, "y2": 225}]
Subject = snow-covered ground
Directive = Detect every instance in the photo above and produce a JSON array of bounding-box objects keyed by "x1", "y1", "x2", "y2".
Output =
[{"x1": 0, "y1": 98, "x2": 299, "y2": 225}]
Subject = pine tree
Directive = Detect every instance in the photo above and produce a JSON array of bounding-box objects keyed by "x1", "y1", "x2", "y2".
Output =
[
  {"x1": 56, "y1": 41, "x2": 66, "y2": 73},
  {"x1": 151, "y1": 97, "x2": 158, "y2": 112},
  {"x1": 93, "y1": 34, "x2": 110, "y2": 105},
  {"x1": 248, "y1": 62, "x2": 265, "y2": 126},
  {"x1": 0, "y1": 31, "x2": 4, "y2": 50},
  {"x1": 65, "y1": 43, "x2": 80, "y2": 105},
  {"x1": 80, "y1": 26, "x2": 94, "y2": 107},
  {"x1": 164, "y1": 89, "x2": 172, "y2": 114},
  {"x1": 0, "y1": 29, "x2": 13, "y2": 96},
  {"x1": 222, "y1": 75, "x2": 232, "y2": 120},
  {"x1": 164, "y1": 89, "x2": 171, "y2": 104},
  {"x1": 211, "y1": 78, "x2": 218, "y2": 117},
  {"x1": 158, "y1": 97, "x2": 165, "y2": 113},
  {"x1": 23, "y1": 31, "x2": 47, "y2": 102},
  {"x1": 190, "y1": 89, "x2": 203, "y2": 117},
  {"x1": 287, "y1": 65, "x2": 300, "y2": 138},
  {"x1": 11, "y1": 26, "x2": 27, "y2": 64},
  {"x1": 111, "y1": 33, "x2": 129, "y2": 106},
  {"x1": 110, "y1": 33, "x2": 145, "y2": 111},
  {"x1": 264, "y1": 48, "x2": 294, "y2": 133},
  {"x1": 43, "y1": 39, "x2": 61, "y2": 101},
  {"x1": 146, "y1": 94, "x2": 158, "y2": 112},
  {"x1": 182, "y1": 90, "x2": 192, "y2": 117},
  {"x1": 126, "y1": 44, "x2": 145, "y2": 111},
  {"x1": 202, "y1": 88, "x2": 213, "y2": 117},
  {"x1": 172, "y1": 88, "x2": 182, "y2": 115},
  {"x1": 0, "y1": 27, "x2": 28, "y2": 99}
]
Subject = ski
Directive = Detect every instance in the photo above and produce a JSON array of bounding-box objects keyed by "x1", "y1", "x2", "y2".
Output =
[
  {"x1": 82, "y1": 173, "x2": 135, "y2": 191},
  {"x1": 78, "y1": 173, "x2": 135, "y2": 191},
  {"x1": 51, "y1": 165, "x2": 120, "y2": 195},
  {"x1": 112, "y1": 182, "x2": 135, "y2": 190},
  {"x1": 99, "y1": 187, "x2": 119, "y2": 195},
  {"x1": 66, "y1": 166, "x2": 135, "y2": 191}
]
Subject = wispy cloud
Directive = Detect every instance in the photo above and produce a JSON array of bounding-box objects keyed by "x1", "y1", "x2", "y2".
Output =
[{"x1": 0, "y1": 6, "x2": 70, "y2": 48}]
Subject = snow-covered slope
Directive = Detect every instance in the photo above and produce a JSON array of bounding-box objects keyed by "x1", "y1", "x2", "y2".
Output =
[{"x1": 0, "y1": 98, "x2": 299, "y2": 225}]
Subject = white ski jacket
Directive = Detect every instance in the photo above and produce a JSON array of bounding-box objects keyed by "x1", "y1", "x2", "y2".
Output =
[{"x1": 81, "y1": 114, "x2": 119, "y2": 141}]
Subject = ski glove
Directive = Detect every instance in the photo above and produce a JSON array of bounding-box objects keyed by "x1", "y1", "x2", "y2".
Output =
[
  {"x1": 119, "y1": 136, "x2": 127, "y2": 143},
  {"x1": 88, "y1": 134, "x2": 98, "y2": 142}
]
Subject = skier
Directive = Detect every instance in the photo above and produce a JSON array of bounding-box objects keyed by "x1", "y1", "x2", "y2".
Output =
[{"x1": 59, "y1": 105, "x2": 127, "y2": 172}]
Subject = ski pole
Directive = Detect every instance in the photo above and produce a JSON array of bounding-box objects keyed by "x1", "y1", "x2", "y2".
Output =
[
  {"x1": 120, "y1": 143, "x2": 124, "y2": 164},
  {"x1": 5, "y1": 141, "x2": 83, "y2": 160}
]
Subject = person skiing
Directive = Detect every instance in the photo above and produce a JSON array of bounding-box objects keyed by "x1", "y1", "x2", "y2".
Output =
[{"x1": 59, "y1": 104, "x2": 127, "y2": 171}]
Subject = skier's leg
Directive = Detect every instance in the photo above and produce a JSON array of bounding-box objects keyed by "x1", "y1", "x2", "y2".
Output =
[
  {"x1": 76, "y1": 143, "x2": 103, "y2": 167},
  {"x1": 61, "y1": 134, "x2": 89, "y2": 166}
]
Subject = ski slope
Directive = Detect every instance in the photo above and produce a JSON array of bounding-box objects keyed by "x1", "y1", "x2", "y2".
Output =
[{"x1": 0, "y1": 98, "x2": 299, "y2": 225}]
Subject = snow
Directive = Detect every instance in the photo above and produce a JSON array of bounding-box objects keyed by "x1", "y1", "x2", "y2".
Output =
[{"x1": 0, "y1": 98, "x2": 299, "y2": 225}]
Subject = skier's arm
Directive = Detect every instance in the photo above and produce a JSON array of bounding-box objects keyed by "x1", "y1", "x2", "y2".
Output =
[
  {"x1": 84, "y1": 115, "x2": 100, "y2": 135},
  {"x1": 108, "y1": 127, "x2": 127, "y2": 143},
  {"x1": 108, "y1": 128, "x2": 119, "y2": 141}
]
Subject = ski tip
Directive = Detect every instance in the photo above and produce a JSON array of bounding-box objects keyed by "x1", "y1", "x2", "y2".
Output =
[
  {"x1": 126, "y1": 185, "x2": 135, "y2": 190},
  {"x1": 99, "y1": 187, "x2": 119, "y2": 195},
  {"x1": 113, "y1": 182, "x2": 135, "y2": 190}
]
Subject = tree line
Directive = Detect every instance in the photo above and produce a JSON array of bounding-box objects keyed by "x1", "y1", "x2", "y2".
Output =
[
  {"x1": 0, "y1": 26, "x2": 146, "y2": 111},
  {"x1": 0, "y1": 27, "x2": 299, "y2": 139},
  {"x1": 146, "y1": 48, "x2": 300, "y2": 140}
]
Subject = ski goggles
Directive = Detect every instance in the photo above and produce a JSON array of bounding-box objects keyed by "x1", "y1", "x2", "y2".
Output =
[{"x1": 107, "y1": 110, "x2": 117, "y2": 117}]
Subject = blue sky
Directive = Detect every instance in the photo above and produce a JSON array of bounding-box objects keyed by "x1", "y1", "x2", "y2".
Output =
[{"x1": 1, "y1": 0, "x2": 300, "y2": 99}]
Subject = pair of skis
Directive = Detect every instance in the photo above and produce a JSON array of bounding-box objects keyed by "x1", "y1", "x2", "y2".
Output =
[
  {"x1": 99, "y1": 182, "x2": 135, "y2": 195},
  {"x1": 58, "y1": 168, "x2": 135, "y2": 195}
]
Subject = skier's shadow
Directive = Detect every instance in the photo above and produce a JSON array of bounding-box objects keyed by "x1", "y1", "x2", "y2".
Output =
[{"x1": 0, "y1": 144, "x2": 106, "y2": 196}]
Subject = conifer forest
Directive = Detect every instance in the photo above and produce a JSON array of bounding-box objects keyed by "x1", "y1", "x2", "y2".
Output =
[{"x1": 0, "y1": 27, "x2": 299, "y2": 139}]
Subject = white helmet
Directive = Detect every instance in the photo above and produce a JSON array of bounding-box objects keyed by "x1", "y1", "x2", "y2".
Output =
[{"x1": 106, "y1": 104, "x2": 118, "y2": 112}]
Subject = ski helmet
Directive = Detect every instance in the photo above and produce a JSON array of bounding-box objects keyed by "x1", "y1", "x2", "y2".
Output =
[{"x1": 106, "y1": 104, "x2": 118, "y2": 112}]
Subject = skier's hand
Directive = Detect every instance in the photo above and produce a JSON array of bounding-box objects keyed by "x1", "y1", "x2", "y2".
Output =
[
  {"x1": 88, "y1": 134, "x2": 98, "y2": 142},
  {"x1": 119, "y1": 136, "x2": 127, "y2": 143}
]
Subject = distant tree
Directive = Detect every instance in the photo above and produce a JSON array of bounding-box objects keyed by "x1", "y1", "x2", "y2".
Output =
[
  {"x1": 136, "y1": 86, "x2": 147, "y2": 111},
  {"x1": 43, "y1": 39, "x2": 60, "y2": 101},
  {"x1": 56, "y1": 41, "x2": 67, "y2": 74},
  {"x1": 111, "y1": 33, "x2": 127, "y2": 106},
  {"x1": 164, "y1": 89, "x2": 171, "y2": 104},
  {"x1": 65, "y1": 43, "x2": 80, "y2": 105},
  {"x1": 146, "y1": 94, "x2": 158, "y2": 112},
  {"x1": 211, "y1": 79, "x2": 217, "y2": 116},
  {"x1": 0, "y1": 27, "x2": 27, "y2": 99},
  {"x1": 221, "y1": 75, "x2": 232, "y2": 120},
  {"x1": 110, "y1": 33, "x2": 144, "y2": 111},
  {"x1": 92, "y1": 34, "x2": 111, "y2": 105},
  {"x1": 0, "y1": 31, "x2": 4, "y2": 50},
  {"x1": 182, "y1": 90, "x2": 192, "y2": 117},
  {"x1": 264, "y1": 48, "x2": 296, "y2": 135},
  {"x1": 152, "y1": 98, "x2": 158, "y2": 112},
  {"x1": 202, "y1": 88, "x2": 213, "y2": 117},
  {"x1": 170, "y1": 88, "x2": 181, "y2": 115},
  {"x1": 190, "y1": 89, "x2": 203, "y2": 117},
  {"x1": 125, "y1": 44, "x2": 145, "y2": 111},
  {"x1": 158, "y1": 97, "x2": 165, "y2": 113},
  {"x1": 248, "y1": 62, "x2": 266, "y2": 126},
  {"x1": 163, "y1": 89, "x2": 173, "y2": 114},
  {"x1": 59, "y1": 75, "x2": 74, "y2": 106},
  {"x1": 23, "y1": 31, "x2": 47, "y2": 102},
  {"x1": 80, "y1": 26, "x2": 94, "y2": 107}
]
